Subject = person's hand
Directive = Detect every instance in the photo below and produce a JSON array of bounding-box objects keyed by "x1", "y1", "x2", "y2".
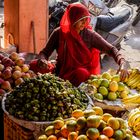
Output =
[
  {"x1": 117, "y1": 63, "x2": 130, "y2": 81},
  {"x1": 37, "y1": 59, "x2": 48, "y2": 69}
]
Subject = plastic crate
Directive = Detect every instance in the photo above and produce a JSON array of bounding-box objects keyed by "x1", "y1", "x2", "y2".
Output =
[{"x1": 4, "y1": 113, "x2": 35, "y2": 140}]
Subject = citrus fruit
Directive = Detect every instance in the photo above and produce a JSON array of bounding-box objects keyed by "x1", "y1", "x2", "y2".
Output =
[
  {"x1": 87, "y1": 115, "x2": 101, "y2": 128},
  {"x1": 102, "y1": 126, "x2": 114, "y2": 137},
  {"x1": 109, "y1": 81, "x2": 118, "y2": 92},
  {"x1": 116, "y1": 118, "x2": 127, "y2": 129},
  {"x1": 107, "y1": 117, "x2": 120, "y2": 130},
  {"x1": 47, "y1": 135, "x2": 57, "y2": 140},
  {"x1": 111, "y1": 74, "x2": 120, "y2": 82},
  {"x1": 60, "y1": 125, "x2": 69, "y2": 138},
  {"x1": 68, "y1": 132, "x2": 78, "y2": 140},
  {"x1": 58, "y1": 137, "x2": 67, "y2": 140},
  {"x1": 86, "y1": 128, "x2": 100, "y2": 139},
  {"x1": 76, "y1": 135, "x2": 88, "y2": 140},
  {"x1": 102, "y1": 113, "x2": 113, "y2": 123},
  {"x1": 120, "y1": 89, "x2": 129, "y2": 98},
  {"x1": 125, "y1": 134, "x2": 133, "y2": 140},
  {"x1": 102, "y1": 72, "x2": 112, "y2": 80},
  {"x1": 76, "y1": 116, "x2": 87, "y2": 130},
  {"x1": 72, "y1": 109, "x2": 84, "y2": 119},
  {"x1": 100, "y1": 79, "x2": 110, "y2": 88},
  {"x1": 113, "y1": 130, "x2": 123, "y2": 140},
  {"x1": 53, "y1": 119, "x2": 64, "y2": 130},
  {"x1": 98, "y1": 120, "x2": 107, "y2": 130},
  {"x1": 66, "y1": 120, "x2": 77, "y2": 132},
  {"x1": 92, "y1": 106, "x2": 103, "y2": 116},
  {"x1": 107, "y1": 92, "x2": 117, "y2": 101},
  {"x1": 94, "y1": 93, "x2": 103, "y2": 100},
  {"x1": 38, "y1": 135, "x2": 47, "y2": 140},
  {"x1": 118, "y1": 82, "x2": 125, "y2": 91},
  {"x1": 98, "y1": 134, "x2": 109, "y2": 140},
  {"x1": 84, "y1": 109, "x2": 96, "y2": 118},
  {"x1": 91, "y1": 79, "x2": 101, "y2": 88},
  {"x1": 98, "y1": 86, "x2": 108, "y2": 96},
  {"x1": 45, "y1": 126, "x2": 55, "y2": 136}
]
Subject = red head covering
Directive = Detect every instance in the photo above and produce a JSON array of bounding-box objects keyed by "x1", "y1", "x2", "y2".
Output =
[
  {"x1": 57, "y1": 3, "x2": 100, "y2": 83},
  {"x1": 60, "y1": 2, "x2": 91, "y2": 33}
]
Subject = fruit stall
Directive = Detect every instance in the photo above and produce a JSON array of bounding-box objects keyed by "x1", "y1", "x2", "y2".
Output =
[{"x1": 0, "y1": 51, "x2": 140, "y2": 140}]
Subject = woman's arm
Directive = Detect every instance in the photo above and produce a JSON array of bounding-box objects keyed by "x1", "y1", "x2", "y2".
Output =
[
  {"x1": 38, "y1": 27, "x2": 60, "y2": 60},
  {"x1": 88, "y1": 30, "x2": 125, "y2": 65}
]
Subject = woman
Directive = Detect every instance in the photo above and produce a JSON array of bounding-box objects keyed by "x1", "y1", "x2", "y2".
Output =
[{"x1": 38, "y1": 2, "x2": 128, "y2": 86}]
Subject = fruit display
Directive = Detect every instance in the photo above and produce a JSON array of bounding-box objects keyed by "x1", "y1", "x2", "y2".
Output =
[
  {"x1": 4, "y1": 73, "x2": 89, "y2": 121},
  {"x1": 80, "y1": 71, "x2": 131, "y2": 101},
  {"x1": 38, "y1": 106, "x2": 134, "y2": 140},
  {"x1": 0, "y1": 52, "x2": 36, "y2": 96},
  {"x1": 128, "y1": 108, "x2": 140, "y2": 136},
  {"x1": 123, "y1": 68, "x2": 140, "y2": 91}
]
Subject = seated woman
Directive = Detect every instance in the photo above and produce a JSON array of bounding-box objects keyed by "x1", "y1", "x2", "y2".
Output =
[{"x1": 37, "y1": 2, "x2": 128, "y2": 87}]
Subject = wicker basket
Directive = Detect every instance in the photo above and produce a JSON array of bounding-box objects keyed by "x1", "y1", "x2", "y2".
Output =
[{"x1": 4, "y1": 113, "x2": 34, "y2": 140}]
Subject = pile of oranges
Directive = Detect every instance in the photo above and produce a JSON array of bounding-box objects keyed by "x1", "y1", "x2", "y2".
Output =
[{"x1": 38, "y1": 106, "x2": 133, "y2": 140}]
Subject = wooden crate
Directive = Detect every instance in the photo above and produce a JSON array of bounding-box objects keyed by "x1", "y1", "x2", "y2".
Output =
[{"x1": 4, "y1": 113, "x2": 34, "y2": 140}]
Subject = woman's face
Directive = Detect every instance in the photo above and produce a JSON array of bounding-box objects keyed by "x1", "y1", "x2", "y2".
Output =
[{"x1": 73, "y1": 18, "x2": 88, "y2": 33}]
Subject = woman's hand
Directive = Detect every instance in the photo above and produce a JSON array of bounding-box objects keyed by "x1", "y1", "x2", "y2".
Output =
[
  {"x1": 117, "y1": 63, "x2": 129, "y2": 81},
  {"x1": 37, "y1": 59, "x2": 48, "y2": 69}
]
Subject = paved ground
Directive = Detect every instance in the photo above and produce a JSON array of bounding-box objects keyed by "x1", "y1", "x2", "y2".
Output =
[{"x1": 101, "y1": 1, "x2": 140, "y2": 73}]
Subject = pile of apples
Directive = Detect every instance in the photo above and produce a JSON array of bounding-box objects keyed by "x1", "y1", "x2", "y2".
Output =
[{"x1": 0, "y1": 52, "x2": 36, "y2": 95}]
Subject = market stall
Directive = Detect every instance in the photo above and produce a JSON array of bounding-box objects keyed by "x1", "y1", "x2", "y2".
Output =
[{"x1": 0, "y1": 51, "x2": 140, "y2": 139}]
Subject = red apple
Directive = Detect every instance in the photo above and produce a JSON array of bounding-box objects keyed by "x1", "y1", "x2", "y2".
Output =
[
  {"x1": 1, "y1": 81, "x2": 12, "y2": 91},
  {"x1": 12, "y1": 70, "x2": 22, "y2": 79},
  {"x1": 0, "y1": 63, "x2": 5, "y2": 71},
  {"x1": 15, "y1": 78, "x2": 24, "y2": 86},
  {"x1": 15, "y1": 57, "x2": 25, "y2": 66},
  {"x1": 9, "y1": 52, "x2": 19, "y2": 61},
  {"x1": 14, "y1": 65, "x2": 22, "y2": 72},
  {"x1": 2, "y1": 69, "x2": 12, "y2": 79},
  {"x1": 21, "y1": 64, "x2": 29, "y2": 72}
]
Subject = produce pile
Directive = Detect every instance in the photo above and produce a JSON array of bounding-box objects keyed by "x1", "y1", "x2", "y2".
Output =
[
  {"x1": 128, "y1": 107, "x2": 140, "y2": 136},
  {"x1": 0, "y1": 52, "x2": 36, "y2": 95},
  {"x1": 80, "y1": 71, "x2": 131, "y2": 101},
  {"x1": 124, "y1": 68, "x2": 140, "y2": 91},
  {"x1": 38, "y1": 106, "x2": 133, "y2": 140},
  {"x1": 4, "y1": 73, "x2": 88, "y2": 121}
]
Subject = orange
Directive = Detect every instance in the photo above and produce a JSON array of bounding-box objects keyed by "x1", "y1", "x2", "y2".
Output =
[
  {"x1": 98, "y1": 134, "x2": 109, "y2": 140},
  {"x1": 72, "y1": 109, "x2": 84, "y2": 119},
  {"x1": 86, "y1": 128, "x2": 100, "y2": 139},
  {"x1": 45, "y1": 126, "x2": 55, "y2": 136},
  {"x1": 109, "y1": 138, "x2": 115, "y2": 140},
  {"x1": 47, "y1": 135, "x2": 57, "y2": 140},
  {"x1": 98, "y1": 120, "x2": 107, "y2": 130},
  {"x1": 68, "y1": 132, "x2": 78, "y2": 140},
  {"x1": 84, "y1": 109, "x2": 96, "y2": 118},
  {"x1": 53, "y1": 119, "x2": 64, "y2": 130},
  {"x1": 107, "y1": 117, "x2": 120, "y2": 130},
  {"x1": 76, "y1": 135, "x2": 88, "y2": 140},
  {"x1": 102, "y1": 126, "x2": 114, "y2": 137},
  {"x1": 76, "y1": 116, "x2": 87, "y2": 131},
  {"x1": 60, "y1": 124, "x2": 69, "y2": 138},
  {"x1": 58, "y1": 137, "x2": 67, "y2": 140},
  {"x1": 87, "y1": 115, "x2": 101, "y2": 128},
  {"x1": 92, "y1": 106, "x2": 103, "y2": 116},
  {"x1": 38, "y1": 134, "x2": 47, "y2": 140},
  {"x1": 102, "y1": 113, "x2": 113, "y2": 123}
]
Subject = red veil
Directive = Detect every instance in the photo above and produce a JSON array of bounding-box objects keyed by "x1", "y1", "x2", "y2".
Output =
[{"x1": 57, "y1": 3, "x2": 100, "y2": 86}]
